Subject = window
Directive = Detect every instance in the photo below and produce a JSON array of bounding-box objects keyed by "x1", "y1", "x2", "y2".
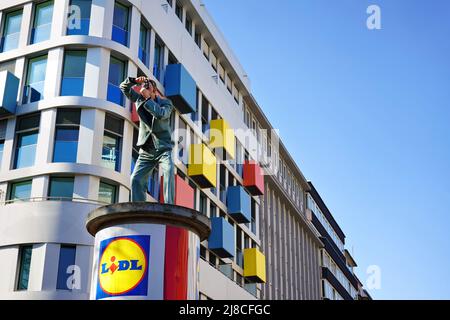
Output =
[
  {"x1": 8, "y1": 180, "x2": 32, "y2": 202},
  {"x1": 67, "y1": 0, "x2": 91, "y2": 35},
  {"x1": 48, "y1": 177, "x2": 74, "y2": 200},
  {"x1": 0, "y1": 59, "x2": 16, "y2": 74},
  {"x1": 251, "y1": 199, "x2": 257, "y2": 235},
  {"x1": 218, "y1": 63, "x2": 225, "y2": 83},
  {"x1": 236, "y1": 228, "x2": 243, "y2": 268},
  {"x1": 53, "y1": 109, "x2": 80, "y2": 163},
  {"x1": 23, "y1": 55, "x2": 47, "y2": 104},
  {"x1": 191, "y1": 88, "x2": 199, "y2": 122},
  {"x1": 235, "y1": 140, "x2": 243, "y2": 177},
  {"x1": 31, "y1": 1, "x2": 53, "y2": 44},
  {"x1": 0, "y1": 120, "x2": 6, "y2": 168},
  {"x1": 16, "y1": 245, "x2": 32, "y2": 291},
  {"x1": 112, "y1": 2, "x2": 129, "y2": 46},
  {"x1": 226, "y1": 74, "x2": 232, "y2": 94},
  {"x1": 61, "y1": 51, "x2": 86, "y2": 96},
  {"x1": 185, "y1": 14, "x2": 192, "y2": 35},
  {"x1": 107, "y1": 56, "x2": 126, "y2": 106},
  {"x1": 201, "y1": 95, "x2": 209, "y2": 134},
  {"x1": 210, "y1": 52, "x2": 217, "y2": 72},
  {"x1": 219, "y1": 164, "x2": 227, "y2": 203},
  {"x1": 199, "y1": 192, "x2": 207, "y2": 215},
  {"x1": 139, "y1": 23, "x2": 150, "y2": 67},
  {"x1": 102, "y1": 114, "x2": 123, "y2": 172},
  {"x1": 1, "y1": 9, "x2": 22, "y2": 52},
  {"x1": 209, "y1": 202, "x2": 216, "y2": 218},
  {"x1": 202, "y1": 38, "x2": 209, "y2": 60},
  {"x1": 56, "y1": 245, "x2": 76, "y2": 290},
  {"x1": 14, "y1": 113, "x2": 40, "y2": 169},
  {"x1": 233, "y1": 85, "x2": 239, "y2": 103},
  {"x1": 178, "y1": 118, "x2": 188, "y2": 165},
  {"x1": 168, "y1": 50, "x2": 178, "y2": 65},
  {"x1": 194, "y1": 30, "x2": 201, "y2": 48},
  {"x1": 175, "y1": 3, "x2": 183, "y2": 22},
  {"x1": 153, "y1": 36, "x2": 164, "y2": 81},
  {"x1": 131, "y1": 128, "x2": 139, "y2": 174},
  {"x1": 98, "y1": 181, "x2": 116, "y2": 204}
]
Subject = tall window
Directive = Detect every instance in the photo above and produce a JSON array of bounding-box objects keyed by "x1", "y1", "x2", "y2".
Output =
[
  {"x1": 98, "y1": 181, "x2": 117, "y2": 204},
  {"x1": 191, "y1": 88, "x2": 199, "y2": 122},
  {"x1": 112, "y1": 2, "x2": 129, "y2": 46},
  {"x1": 178, "y1": 118, "x2": 188, "y2": 165},
  {"x1": 23, "y1": 55, "x2": 47, "y2": 104},
  {"x1": 199, "y1": 192, "x2": 207, "y2": 215},
  {"x1": 16, "y1": 245, "x2": 32, "y2": 291},
  {"x1": 8, "y1": 180, "x2": 32, "y2": 202},
  {"x1": 31, "y1": 1, "x2": 53, "y2": 44},
  {"x1": 153, "y1": 36, "x2": 164, "y2": 81},
  {"x1": 14, "y1": 113, "x2": 40, "y2": 169},
  {"x1": 102, "y1": 114, "x2": 123, "y2": 172},
  {"x1": 251, "y1": 199, "x2": 257, "y2": 235},
  {"x1": 139, "y1": 24, "x2": 150, "y2": 67},
  {"x1": 48, "y1": 177, "x2": 74, "y2": 200},
  {"x1": 185, "y1": 14, "x2": 192, "y2": 35},
  {"x1": 0, "y1": 120, "x2": 6, "y2": 168},
  {"x1": 194, "y1": 31, "x2": 201, "y2": 48},
  {"x1": 61, "y1": 51, "x2": 86, "y2": 96},
  {"x1": 219, "y1": 164, "x2": 227, "y2": 203},
  {"x1": 67, "y1": 0, "x2": 91, "y2": 35},
  {"x1": 175, "y1": 3, "x2": 183, "y2": 22},
  {"x1": 131, "y1": 128, "x2": 139, "y2": 174},
  {"x1": 53, "y1": 109, "x2": 80, "y2": 163},
  {"x1": 1, "y1": 10, "x2": 22, "y2": 52},
  {"x1": 236, "y1": 228, "x2": 243, "y2": 268},
  {"x1": 56, "y1": 245, "x2": 76, "y2": 290},
  {"x1": 201, "y1": 95, "x2": 209, "y2": 134},
  {"x1": 107, "y1": 56, "x2": 126, "y2": 106}
]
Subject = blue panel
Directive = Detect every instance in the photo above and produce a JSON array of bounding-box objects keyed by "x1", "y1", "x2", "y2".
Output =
[
  {"x1": 107, "y1": 83, "x2": 124, "y2": 106},
  {"x1": 112, "y1": 25, "x2": 128, "y2": 46},
  {"x1": 61, "y1": 78, "x2": 84, "y2": 96},
  {"x1": 0, "y1": 71, "x2": 19, "y2": 115},
  {"x1": 208, "y1": 217, "x2": 235, "y2": 258},
  {"x1": 66, "y1": 18, "x2": 90, "y2": 35},
  {"x1": 227, "y1": 186, "x2": 251, "y2": 224},
  {"x1": 164, "y1": 64, "x2": 196, "y2": 114}
]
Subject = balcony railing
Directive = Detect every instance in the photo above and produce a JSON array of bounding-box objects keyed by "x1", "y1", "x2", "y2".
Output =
[
  {"x1": 30, "y1": 23, "x2": 52, "y2": 44},
  {"x1": 1, "y1": 196, "x2": 109, "y2": 206}
]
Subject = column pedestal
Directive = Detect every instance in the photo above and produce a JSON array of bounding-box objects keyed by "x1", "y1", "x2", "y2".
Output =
[{"x1": 86, "y1": 202, "x2": 210, "y2": 300}]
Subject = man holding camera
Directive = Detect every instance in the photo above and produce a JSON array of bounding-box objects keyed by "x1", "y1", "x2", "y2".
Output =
[{"x1": 120, "y1": 76, "x2": 175, "y2": 204}]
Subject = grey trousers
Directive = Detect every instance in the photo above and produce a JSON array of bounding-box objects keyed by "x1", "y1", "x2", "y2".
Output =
[{"x1": 130, "y1": 148, "x2": 175, "y2": 204}]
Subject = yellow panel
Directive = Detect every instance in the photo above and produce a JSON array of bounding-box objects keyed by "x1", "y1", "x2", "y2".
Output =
[
  {"x1": 188, "y1": 144, "x2": 217, "y2": 188},
  {"x1": 243, "y1": 248, "x2": 266, "y2": 283},
  {"x1": 210, "y1": 119, "x2": 235, "y2": 159}
]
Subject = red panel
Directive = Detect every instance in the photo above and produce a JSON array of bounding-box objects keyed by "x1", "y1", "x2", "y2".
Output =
[
  {"x1": 160, "y1": 175, "x2": 195, "y2": 209},
  {"x1": 164, "y1": 226, "x2": 189, "y2": 300},
  {"x1": 243, "y1": 161, "x2": 265, "y2": 196}
]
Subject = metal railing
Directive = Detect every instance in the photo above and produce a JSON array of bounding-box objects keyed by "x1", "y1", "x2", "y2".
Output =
[{"x1": 1, "y1": 196, "x2": 109, "y2": 206}]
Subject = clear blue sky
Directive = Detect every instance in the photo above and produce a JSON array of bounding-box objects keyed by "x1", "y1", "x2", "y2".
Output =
[{"x1": 203, "y1": 0, "x2": 450, "y2": 299}]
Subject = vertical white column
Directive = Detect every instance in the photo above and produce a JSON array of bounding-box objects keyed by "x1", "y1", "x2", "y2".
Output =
[
  {"x1": 41, "y1": 243, "x2": 60, "y2": 290},
  {"x1": 0, "y1": 118, "x2": 16, "y2": 172},
  {"x1": 0, "y1": 246, "x2": 19, "y2": 293},
  {"x1": 129, "y1": 6, "x2": 141, "y2": 61},
  {"x1": 89, "y1": 0, "x2": 114, "y2": 39},
  {"x1": 74, "y1": 245, "x2": 93, "y2": 294},
  {"x1": 149, "y1": 29, "x2": 156, "y2": 78},
  {"x1": 27, "y1": 243, "x2": 47, "y2": 291},
  {"x1": 31, "y1": 176, "x2": 49, "y2": 199},
  {"x1": 14, "y1": 57, "x2": 26, "y2": 102},
  {"x1": 121, "y1": 121, "x2": 133, "y2": 184},
  {"x1": 77, "y1": 109, "x2": 105, "y2": 166},
  {"x1": 84, "y1": 47, "x2": 110, "y2": 100},
  {"x1": 51, "y1": 0, "x2": 70, "y2": 39},
  {"x1": 35, "y1": 108, "x2": 57, "y2": 166},
  {"x1": 73, "y1": 175, "x2": 100, "y2": 201},
  {"x1": 18, "y1": 3, "x2": 33, "y2": 49},
  {"x1": 44, "y1": 48, "x2": 64, "y2": 99}
]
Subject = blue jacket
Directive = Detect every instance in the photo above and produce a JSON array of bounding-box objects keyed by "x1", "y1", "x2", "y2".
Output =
[{"x1": 120, "y1": 77, "x2": 175, "y2": 151}]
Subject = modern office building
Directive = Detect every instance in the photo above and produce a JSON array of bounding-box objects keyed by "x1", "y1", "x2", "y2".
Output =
[
  {"x1": 306, "y1": 182, "x2": 366, "y2": 300},
  {"x1": 0, "y1": 0, "x2": 368, "y2": 300}
]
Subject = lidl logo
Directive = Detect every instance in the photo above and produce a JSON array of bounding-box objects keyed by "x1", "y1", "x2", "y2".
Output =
[{"x1": 96, "y1": 235, "x2": 150, "y2": 299}]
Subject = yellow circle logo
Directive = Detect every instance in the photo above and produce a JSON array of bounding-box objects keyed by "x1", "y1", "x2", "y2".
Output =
[{"x1": 98, "y1": 237, "x2": 148, "y2": 296}]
